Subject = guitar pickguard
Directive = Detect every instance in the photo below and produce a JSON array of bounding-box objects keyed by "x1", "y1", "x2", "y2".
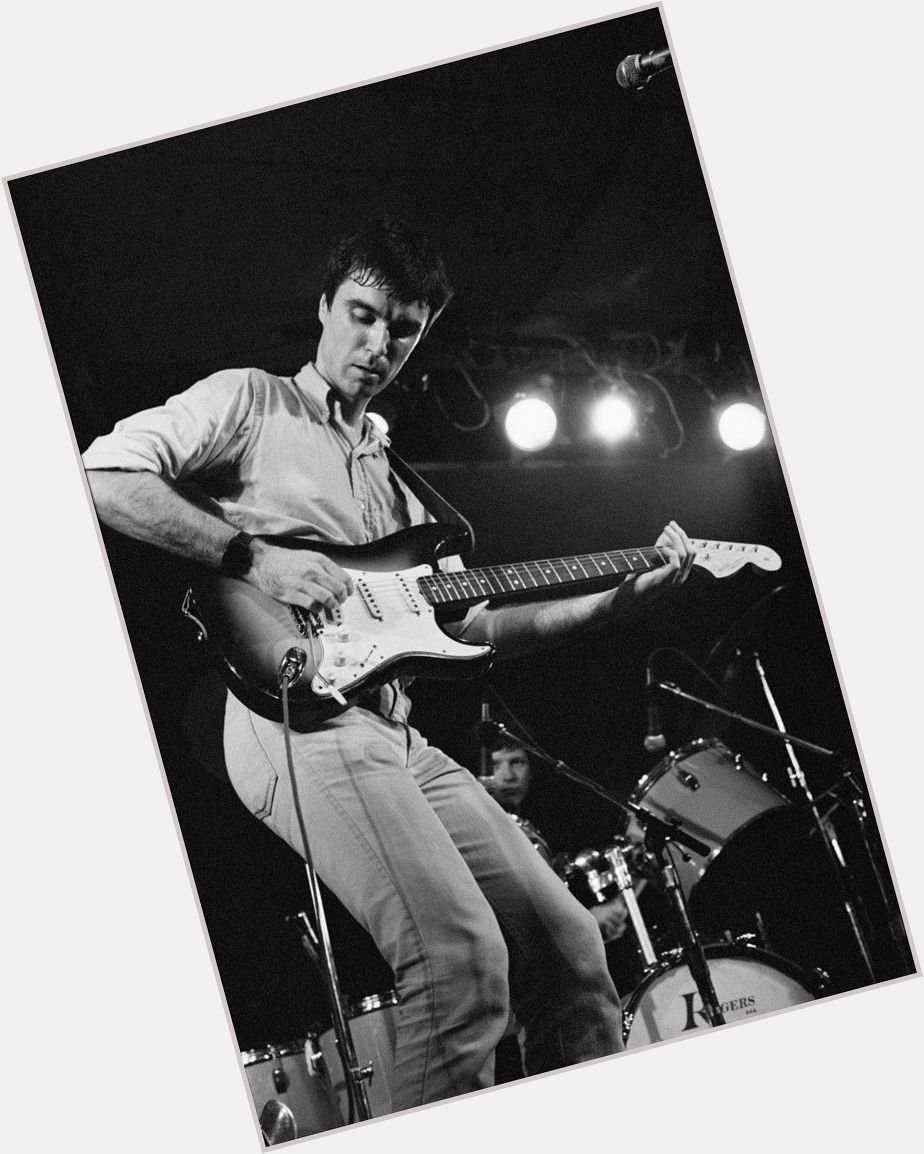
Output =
[{"x1": 307, "y1": 564, "x2": 489, "y2": 702}]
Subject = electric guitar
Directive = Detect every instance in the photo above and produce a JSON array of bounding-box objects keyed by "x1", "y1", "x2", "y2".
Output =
[{"x1": 182, "y1": 522, "x2": 781, "y2": 728}]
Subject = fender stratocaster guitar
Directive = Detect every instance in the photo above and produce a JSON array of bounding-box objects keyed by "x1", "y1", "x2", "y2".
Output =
[{"x1": 182, "y1": 522, "x2": 781, "y2": 728}]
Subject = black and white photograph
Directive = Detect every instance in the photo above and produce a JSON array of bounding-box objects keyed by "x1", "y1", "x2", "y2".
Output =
[{"x1": 4, "y1": 2, "x2": 920, "y2": 1151}]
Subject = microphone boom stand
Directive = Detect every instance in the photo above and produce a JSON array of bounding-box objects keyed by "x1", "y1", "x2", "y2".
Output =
[{"x1": 279, "y1": 656, "x2": 373, "y2": 1125}]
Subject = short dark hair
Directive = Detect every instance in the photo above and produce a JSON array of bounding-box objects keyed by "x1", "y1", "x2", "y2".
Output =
[
  {"x1": 494, "y1": 738, "x2": 530, "y2": 759},
  {"x1": 321, "y1": 216, "x2": 453, "y2": 337}
]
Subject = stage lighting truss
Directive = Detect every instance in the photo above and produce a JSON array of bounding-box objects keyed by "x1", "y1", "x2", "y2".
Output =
[
  {"x1": 420, "y1": 336, "x2": 768, "y2": 462},
  {"x1": 497, "y1": 371, "x2": 648, "y2": 456}
]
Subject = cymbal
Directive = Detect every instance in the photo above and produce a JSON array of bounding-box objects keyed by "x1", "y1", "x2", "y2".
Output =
[{"x1": 705, "y1": 582, "x2": 791, "y2": 675}]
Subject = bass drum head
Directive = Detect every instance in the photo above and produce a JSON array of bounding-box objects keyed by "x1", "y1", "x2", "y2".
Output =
[{"x1": 623, "y1": 945, "x2": 818, "y2": 1049}]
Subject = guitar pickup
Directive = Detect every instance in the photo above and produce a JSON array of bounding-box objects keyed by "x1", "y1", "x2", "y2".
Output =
[
  {"x1": 356, "y1": 577, "x2": 383, "y2": 621},
  {"x1": 397, "y1": 574, "x2": 422, "y2": 615}
]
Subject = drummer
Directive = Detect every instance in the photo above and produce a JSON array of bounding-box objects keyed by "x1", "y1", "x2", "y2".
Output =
[
  {"x1": 481, "y1": 737, "x2": 632, "y2": 1082},
  {"x1": 486, "y1": 739, "x2": 630, "y2": 945}
]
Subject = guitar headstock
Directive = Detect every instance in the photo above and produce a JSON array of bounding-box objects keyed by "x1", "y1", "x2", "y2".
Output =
[{"x1": 690, "y1": 540, "x2": 782, "y2": 579}]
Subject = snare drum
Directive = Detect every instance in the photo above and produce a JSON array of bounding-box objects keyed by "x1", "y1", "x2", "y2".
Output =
[
  {"x1": 631, "y1": 738, "x2": 790, "y2": 899},
  {"x1": 320, "y1": 990, "x2": 399, "y2": 1121},
  {"x1": 623, "y1": 943, "x2": 819, "y2": 1048},
  {"x1": 242, "y1": 1037, "x2": 343, "y2": 1143}
]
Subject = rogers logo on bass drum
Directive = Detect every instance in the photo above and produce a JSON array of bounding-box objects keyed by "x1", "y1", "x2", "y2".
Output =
[{"x1": 681, "y1": 992, "x2": 757, "y2": 1031}]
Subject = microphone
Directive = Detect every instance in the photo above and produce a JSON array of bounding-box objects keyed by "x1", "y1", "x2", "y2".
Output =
[
  {"x1": 616, "y1": 47, "x2": 672, "y2": 90},
  {"x1": 644, "y1": 660, "x2": 667, "y2": 753}
]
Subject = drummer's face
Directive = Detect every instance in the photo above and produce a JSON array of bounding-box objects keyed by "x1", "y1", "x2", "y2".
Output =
[{"x1": 491, "y1": 746, "x2": 532, "y2": 807}]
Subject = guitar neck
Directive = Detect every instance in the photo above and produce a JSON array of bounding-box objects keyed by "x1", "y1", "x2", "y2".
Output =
[{"x1": 419, "y1": 547, "x2": 668, "y2": 608}]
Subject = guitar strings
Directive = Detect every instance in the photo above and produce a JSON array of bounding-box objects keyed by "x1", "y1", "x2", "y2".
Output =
[
  {"x1": 343, "y1": 539, "x2": 766, "y2": 606},
  {"x1": 350, "y1": 548, "x2": 670, "y2": 596},
  {"x1": 346, "y1": 539, "x2": 760, "y2": 596}
]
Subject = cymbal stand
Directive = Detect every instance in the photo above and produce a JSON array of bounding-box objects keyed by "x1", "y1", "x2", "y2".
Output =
[
  {"x1": 278, "y1": 651, "x2": 373, "y2": 1124},
  {"x1": 483, "y1": 720, "x2": 726, "y2": 1028},
  {"x1": 753, "y1": 655, "x2": 911, "y2": 973},
  {"x1": 750, "y1": 649, "x2": 877, "y2": 979},
  {"x1": 656, "y1": 674, "x2": 879, "y2": 984},
  {"x1": 824, "y1": 769, "x2": 915, "y2": 974}
]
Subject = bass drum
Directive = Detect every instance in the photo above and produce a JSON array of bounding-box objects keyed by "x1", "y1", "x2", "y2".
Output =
[
  {"x1": 630, "y1": 738, "x2": 791, "y2": 901},
  {"x1": 320, "y1": 990, "x2": 399, "y2": 1121},
  {"x1": 623, "y1": 943, "x2": 820, "y2": 1049},
  {"x1": 242, "y1": 1037, "x2": 344, "y2": 1143}
]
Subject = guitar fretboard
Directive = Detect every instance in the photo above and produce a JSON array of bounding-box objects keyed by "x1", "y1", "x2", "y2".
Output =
[{"x1": 419, "y1": 547, "x2": 669, "y2": 606}]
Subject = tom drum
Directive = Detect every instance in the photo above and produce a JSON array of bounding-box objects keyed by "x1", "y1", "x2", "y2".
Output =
[
  {"x1": 630, "y1": 738, "x2": 790, "y2": 900},
  {"x1": 242, "y1": 1037, "x2": 343, "y2": 1144}
]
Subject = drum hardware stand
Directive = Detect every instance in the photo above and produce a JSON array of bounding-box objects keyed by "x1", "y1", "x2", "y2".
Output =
[
  {"x1": 278, "y1": 651, "x2": 374, "y2": 1126},
  {"x1": 605, "y1": 844, "x2": 658, "y2": 969},
  {"x1": 654, "y1": 677, "x2": 883, "y2": 983},
  {"x1": 640, "y1": 819, "x2": 726, "y2": 1027},
  {"x1": 480, "y1": 719, "x2": 728, "y2": 1029},
  {"x1": 821, "y1": 771, "x2": 915, "y2": 974},
  {"x1": 477, "y1": 685, "x2": 494, "y2": 786}
]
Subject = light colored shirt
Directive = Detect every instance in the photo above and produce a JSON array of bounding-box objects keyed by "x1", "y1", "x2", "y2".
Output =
[
  {"x1": 83, "y1": 362, "x2": 482, "y2": 722},
  {"x1": 82, "y1": 362, "x2": 432, "y2": 542}
]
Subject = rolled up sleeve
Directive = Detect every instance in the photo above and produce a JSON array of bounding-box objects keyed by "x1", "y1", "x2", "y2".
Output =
[{"x1": 81, "y1": 369, "x2": 257, "y2": 480}]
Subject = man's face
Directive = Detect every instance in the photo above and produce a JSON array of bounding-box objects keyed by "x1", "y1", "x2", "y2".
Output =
[
  {"x1": 491, "y1": 746, "x2": 532, "y2": 809},
  {"x1": 316, "y1": 274, "x2": 429, "y2": 406}
]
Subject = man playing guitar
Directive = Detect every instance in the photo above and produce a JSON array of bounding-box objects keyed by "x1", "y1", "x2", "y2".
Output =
[{"x1": 83, "y1": 217, "x2": 696, "y2": 1110}]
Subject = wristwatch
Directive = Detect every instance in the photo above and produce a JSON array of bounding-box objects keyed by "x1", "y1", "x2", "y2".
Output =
[{"x1": 220, "y1": 531, "x2": 254, "y2": 578}]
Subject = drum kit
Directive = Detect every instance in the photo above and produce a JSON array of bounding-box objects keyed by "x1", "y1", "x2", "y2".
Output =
[
  {"x1": 480, "y1": 584, "x2": 911, "y2": 1050},
  {"x1": 559, "y1": 735, "x2": 828, "y2": 1048},
  {"x1": 238, "y1": 587, "x2": 911, "y2": 1143}
]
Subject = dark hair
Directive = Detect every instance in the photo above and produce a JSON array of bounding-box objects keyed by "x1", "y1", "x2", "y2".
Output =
[
  {"x1": 321, "y1": 216, "x2": 453, "y2": 337},
  {"x1": 494, "y1": 738, "x2": 530, "y2": 759}
]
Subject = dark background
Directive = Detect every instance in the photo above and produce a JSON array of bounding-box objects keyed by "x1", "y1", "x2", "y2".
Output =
[{"x1": 9, "y1": 8, "x2": 910, "y2": 1051}]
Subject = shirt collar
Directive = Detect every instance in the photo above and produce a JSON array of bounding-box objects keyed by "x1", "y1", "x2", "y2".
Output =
[{"x1": 293, "y1": 362, "x2": 391, "y2": 450}]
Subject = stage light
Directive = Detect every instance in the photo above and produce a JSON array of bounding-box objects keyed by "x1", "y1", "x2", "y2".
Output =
[
  {"x1": 503, "y1": 393, "x2": 558, "y2": 452},
  {"x1": 590, "y1": 392, "x2": 636, "y2": 442},
  {"x1": 717, "y1": 401, "x2": 766, "y2": 451}
]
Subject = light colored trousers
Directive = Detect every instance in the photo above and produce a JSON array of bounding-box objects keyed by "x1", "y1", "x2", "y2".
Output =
[{"x1": 224, "y1": 695, "x2": 624, "y2": 1110}]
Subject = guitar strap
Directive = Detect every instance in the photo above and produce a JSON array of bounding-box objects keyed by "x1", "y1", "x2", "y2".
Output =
[{"x1": 386, "y1": 447, "x2": 476, "y2": 565}]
